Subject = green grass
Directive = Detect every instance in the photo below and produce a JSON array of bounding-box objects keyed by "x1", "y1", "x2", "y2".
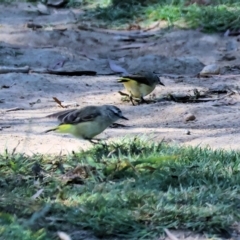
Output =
[
  {"x1": 1, "y1": 0, "x2": 239, "y2": 32},
  {"x1": 1, "y1": 137, "x2": 240, "y2": 239},
  {"x1": 74, "y1": 0, "x2": 240, "y2": 32}
]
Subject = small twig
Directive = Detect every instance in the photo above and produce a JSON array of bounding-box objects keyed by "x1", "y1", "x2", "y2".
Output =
[
  {"x1": 6, "y1": 107, "x2": 24, "y2": 112},
  {"x1": 107, "y1": 150, "x2": 116, "y2": 158},
  {"x1": 26, "y1": 22, "x2": 43, "y2": 29},
  {"x1": 61, "y1": 102, "x2": 79, "y2": 108},
  {"x1": 52, "y1": 97, "x2": 66, "y2": 108},
  {"x1": 169, "y1": 92, "x2": 234, "y2": 103},
  {"x1": 193, "y1": 92, "x2": 234, "y2": 102},
  {"x1": 0, "y1": 66, "x2": 29, "y2": 74},
  {"x1": 143, "y1": 21, "x2": 160, "y2": 31},
  {"x1": 11, "y1": 140, "x2": 20, "y2": 155}
]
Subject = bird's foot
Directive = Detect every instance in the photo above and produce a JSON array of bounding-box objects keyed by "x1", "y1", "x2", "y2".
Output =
[
  {"x1": 129, "y1": 96, "x2": 136, "y2": 106},
  {"x1": 109, "y1": 123, "x2": 128, "y2": 128},
  {"x1": 88, "y1": 139, "x2": 108, "y2": 147},
  {"x1": 118, "y1": 91, "x2": 136, "y2": 105},
  {"x1": 88, "y1": 139, "x2": 101, "y2": 144}
]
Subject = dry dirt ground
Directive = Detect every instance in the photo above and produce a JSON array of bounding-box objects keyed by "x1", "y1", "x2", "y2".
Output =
[{"x1": 1, "y1": 3, "x2": 240, "y2": 155}]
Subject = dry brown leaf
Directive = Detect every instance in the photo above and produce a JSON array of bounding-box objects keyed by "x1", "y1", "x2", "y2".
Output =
[
  {"x1": 143, "y1": 21, "x2": 160, "y2": 32},
  {"x1": 52, "y1": 97, "x2": 65, "y2": 108},
  {"x1": 127, "y1": 23, "x2": 141, "y2": 31}
]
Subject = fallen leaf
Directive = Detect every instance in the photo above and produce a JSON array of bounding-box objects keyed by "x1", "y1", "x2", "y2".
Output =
[
  {"x1": 31, "y1": 189, "x2": 44, "y2": 199},
  {"x1": 108, "y1": 58, "x2": 129, "y2": 74},
  {"x1": 224, "y1": 29, "x2": 230, "y2": 37},
  {"x1": 199, "y1": 64, "x2": 220, "y2": 76},
  {"x1": 53, "y1": 97, "x2": 65, "y2": 108},
  {"x1": 164, "y1": 228, "x2": 179, "y2": 240},
  {"x1": 57, "y1": 231, "x2": 72, "y2": 240}
]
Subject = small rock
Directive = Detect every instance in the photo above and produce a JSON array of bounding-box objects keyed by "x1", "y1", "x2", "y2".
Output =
[
  {"x1": 1, "y1": 125, "x2": 11, "y2": 129},
  {"x1": 199, "y1": 64, "x2": 220, "y2": 77},
  {"x1": 185, "y1": 130, "x2": 191, "y2": 135},
  {"x1": 184, "y1": 114, "x2": 196, "y2": 122},
  {"x1": 221, "y1": 53, "x2": 236, "y2": 61},
  {"x1": 37, "y1": 2, "x2": 50, "y2": 15}
]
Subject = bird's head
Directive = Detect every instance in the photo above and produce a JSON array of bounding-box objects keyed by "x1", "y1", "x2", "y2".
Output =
[
  {"x1": 105, "y1": 105, "x2": 128, "y2": 121},
  {"x1": 142, "y1": 71, "x2": 165, "y2": 86}
]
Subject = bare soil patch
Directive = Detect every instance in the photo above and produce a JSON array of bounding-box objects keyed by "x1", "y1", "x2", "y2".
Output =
[{"x1": 1, "y1": 3, "x2": 240, "y2": 155}]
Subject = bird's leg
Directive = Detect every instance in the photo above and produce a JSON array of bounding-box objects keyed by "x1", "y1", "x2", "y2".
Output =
[
  {"x1": 136, "y1": 97, "x2": 148, "y2": 105},
  {"x1": 88, "y1": 139, "x2": 100, "y2": 145},
  {"x1": 118, "y1": 91, "x2": 135, "y2": 105},
  {"x1": 129, "y1": 96, "x2": 135, "y2": 106},
  {"x1": 88, "y1": 139, "x2": 108, "y2": 148}
]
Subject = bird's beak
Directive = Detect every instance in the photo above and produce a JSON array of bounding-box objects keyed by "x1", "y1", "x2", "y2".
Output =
[
  {"x1": 121, "y1": 115, "x2": 128, "y2": 120},
  {"x1": 158, "y1": 77, "x2": 165, "y2": 86}
]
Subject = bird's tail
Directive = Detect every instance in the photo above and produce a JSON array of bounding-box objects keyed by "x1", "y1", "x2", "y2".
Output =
[
  {"x1": 44, "y1": 127, "x2": 58, "y2": 133},
  {"x1": 118, "y1": 77, "x2": 132, "y2": 83},
  {"x1": 44, "y1": 124, "x2": 73, "y2": 134}
]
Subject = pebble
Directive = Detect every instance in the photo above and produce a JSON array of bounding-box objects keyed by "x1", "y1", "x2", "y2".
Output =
[
  {"x1": 199, "y1": 64, "x2": 220, "y2": 76},
  {"x1": 184, "y1": 114, "x2": 196, "y2": 122}
]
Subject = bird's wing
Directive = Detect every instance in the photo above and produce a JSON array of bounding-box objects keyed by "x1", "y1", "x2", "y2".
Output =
[
  {"x1": 118, "y1": 75, "x2": 150, "y2": 85},
  {"x1": 46, "y1": 106, "x2": 101, "y2": 124},
  {"x1": 46, "y1": 109, "x2": 76, "y2": 119}
]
